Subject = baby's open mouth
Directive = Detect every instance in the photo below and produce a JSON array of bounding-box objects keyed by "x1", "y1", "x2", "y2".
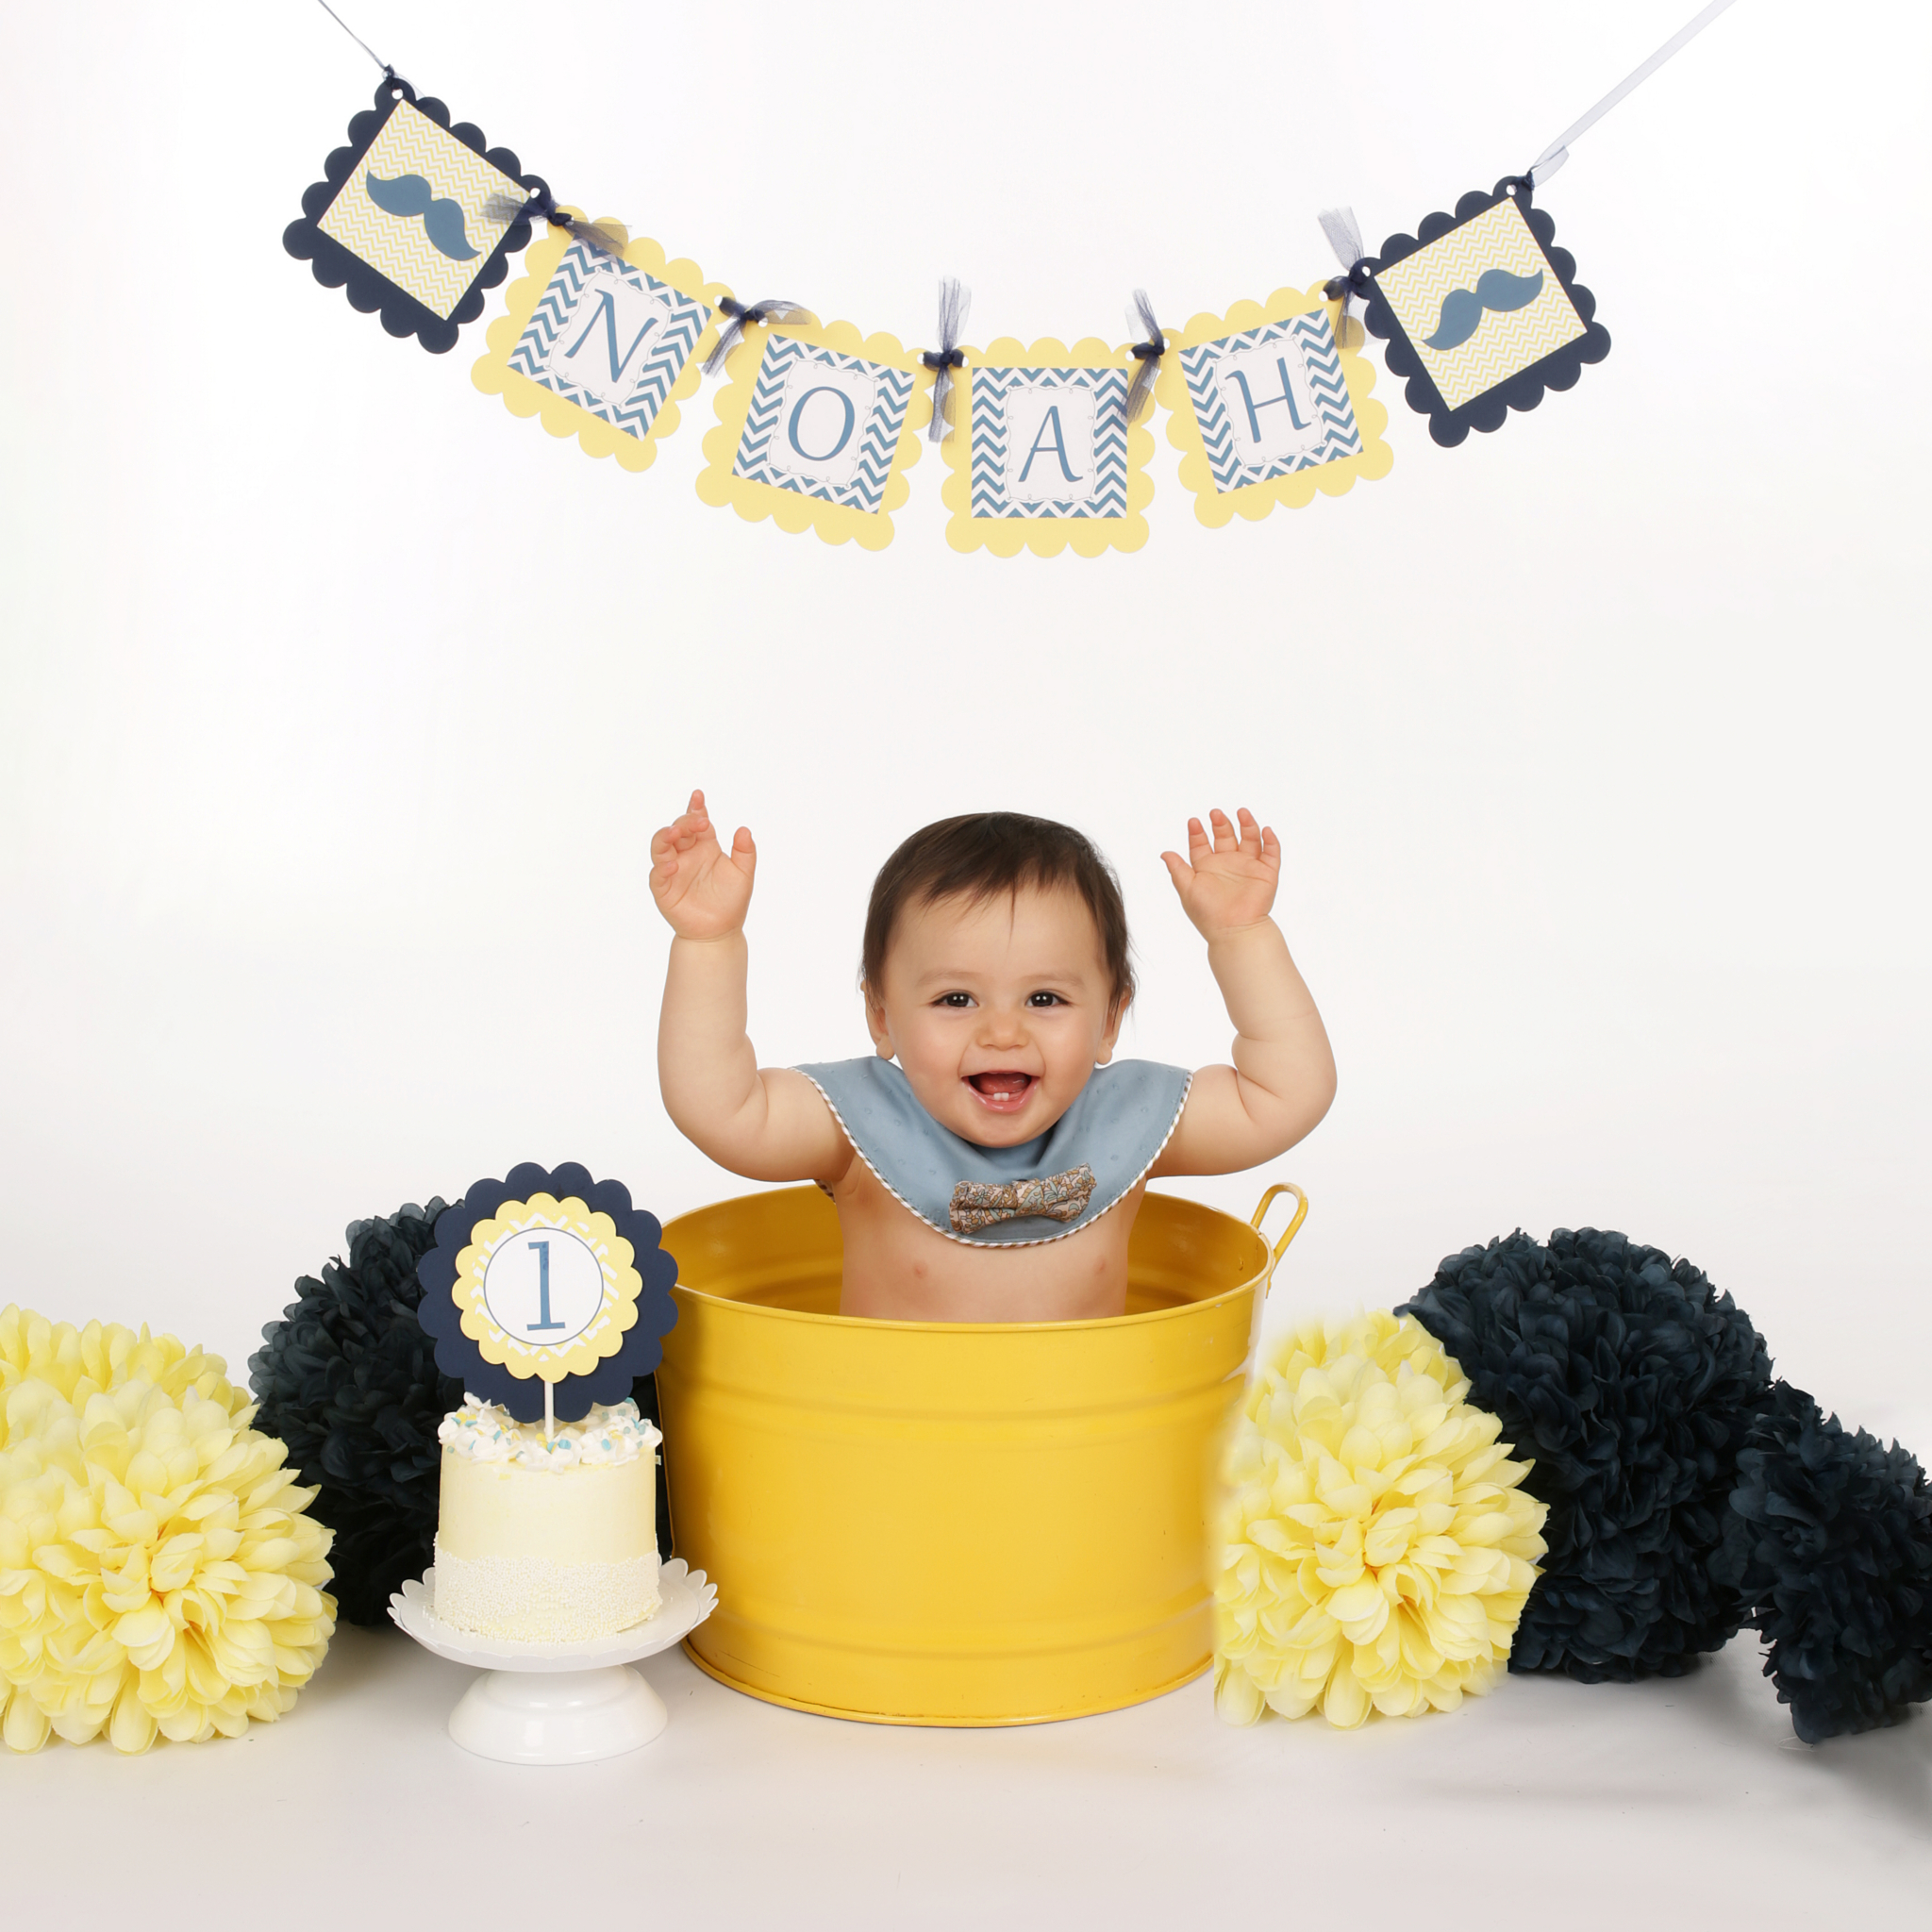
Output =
[{"x1": 967, "y1": 1071, "x2": 1038, "y2": 1111}]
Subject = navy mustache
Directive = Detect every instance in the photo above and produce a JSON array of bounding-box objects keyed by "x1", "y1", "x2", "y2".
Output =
[
  {"x1": 364, "y1": 173, "x2": 480, "y2": 261},
  {"x1": 1422, "y1": 268, "x2": 1545, "y2": 351}
]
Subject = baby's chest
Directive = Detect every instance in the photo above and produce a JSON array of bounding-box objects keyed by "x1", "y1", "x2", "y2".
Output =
[{"x1": 832, "y1": 1164, "x2": 1141, "y2": 1321}]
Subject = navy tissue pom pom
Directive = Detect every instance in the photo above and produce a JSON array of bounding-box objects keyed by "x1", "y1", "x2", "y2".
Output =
[
  {"x1": 1402, "y1": 1227, "x2": 1772, "y2": 1681},
  {"x1": 1715, "y1": 1380, "x2": 1932, "y2": 1742},
  {"x1": 249, "y1": 1201, "x2": 463, "y2": 1626}
]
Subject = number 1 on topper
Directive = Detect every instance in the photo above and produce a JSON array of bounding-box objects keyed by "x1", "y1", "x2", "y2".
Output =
[{"x1": 526, "y1": 1240, "x2": 567, "y2": 1332}]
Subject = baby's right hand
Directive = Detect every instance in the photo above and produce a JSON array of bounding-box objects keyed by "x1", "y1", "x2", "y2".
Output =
[{"x1": 649, "y1": 790, "x2": 757, "y2": 941}]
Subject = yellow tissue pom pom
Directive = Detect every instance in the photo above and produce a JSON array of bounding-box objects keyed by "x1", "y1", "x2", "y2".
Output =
[
  {"x1": 1213, "y1": 1309, "x2": 1548, "y2": 1729},
  {"x1": 0, "y1": 1375, "x2": 335, "y2": 1754},
  {"x1": 0, "y1": 1304, "x2": 246, "y2": 1442}
]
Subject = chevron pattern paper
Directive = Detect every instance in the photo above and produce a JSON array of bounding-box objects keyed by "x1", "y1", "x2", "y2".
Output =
[
  {"x1": 508, "y1": 242, "x2": 711, "y2": 442},
  {"x1": 1374, "y1": 197, "x2": 1585, "y2": 411},
  {"x1": 969, "y1": 367, "x2": 1129, "y2": 519},
  {"x1": 317, "y1": 101, "x2": 524, "y2": 319},
  {"x1": 731, "y1": 337, "x2": 912, "y2": 515},
  {"x1": 1181, "y1": 311, "x2": 1362, "y2": 495}
]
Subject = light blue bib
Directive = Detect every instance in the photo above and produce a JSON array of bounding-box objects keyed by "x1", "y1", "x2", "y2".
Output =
[{"x1": 796, "y1": 1058, "x2": 1191, "y2": 1246}]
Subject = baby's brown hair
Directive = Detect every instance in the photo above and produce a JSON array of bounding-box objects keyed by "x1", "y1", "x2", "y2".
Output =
[{"x1": 861, "y1": 813, "x2": 1134, "y2": 1015}]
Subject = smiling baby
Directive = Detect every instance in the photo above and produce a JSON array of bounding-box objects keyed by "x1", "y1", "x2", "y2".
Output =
[{"x1": 650, "y1": 792, "x2": 1336, "y2": 1322}]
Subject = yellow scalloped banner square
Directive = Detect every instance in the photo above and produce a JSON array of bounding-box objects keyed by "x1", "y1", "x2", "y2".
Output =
[
  {"x1": 452, "y1": 1193, "x2": 642, "y2": 1386},
  {"x1": 472, "y1": 214, "x2": 728, "y2": 472},
  {"x1": 697, "y1": 316, "x2": 931, "y2": 550},
  {"x1": 939, "y1": 338, "x2": 1156, "y2": 558},
  {"x1": 1157, "y1": 285, "x2": 1391, "y2": 526}
]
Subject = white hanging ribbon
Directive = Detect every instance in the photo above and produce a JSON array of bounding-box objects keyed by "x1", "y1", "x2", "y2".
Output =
[{"x1": 1529, "y1": 0, "x2": 1742, "y2": 186}]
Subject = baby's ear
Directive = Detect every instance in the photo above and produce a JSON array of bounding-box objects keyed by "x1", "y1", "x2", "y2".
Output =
[{"x1": 862, "y1": 981, "x2": 894, "y2": 1058}]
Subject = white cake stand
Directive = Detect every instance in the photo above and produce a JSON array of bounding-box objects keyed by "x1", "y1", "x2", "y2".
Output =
[{"x1": 388, "y1": 1557, "x2": 717, "y2": 1764}]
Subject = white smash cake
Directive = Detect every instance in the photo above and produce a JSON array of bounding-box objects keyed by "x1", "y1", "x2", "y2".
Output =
[{"x1": 433, "y1": 1394, "x2": 663, "y2": 1642}]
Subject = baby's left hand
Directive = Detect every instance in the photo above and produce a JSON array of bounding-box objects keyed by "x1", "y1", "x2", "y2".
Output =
[{"x1": 1161, "y1": 808, "x2": 1280, "y2": 940}]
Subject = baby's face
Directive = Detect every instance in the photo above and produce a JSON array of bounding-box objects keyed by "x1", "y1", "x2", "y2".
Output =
[{"x1": 865, "y1": 884, "x2": 1124, "y2": 1148}]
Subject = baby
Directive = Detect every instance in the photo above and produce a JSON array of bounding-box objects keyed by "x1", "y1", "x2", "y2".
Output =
[{"x1": 650, "y1": 792, "x2": 1336, "y2": 1323}]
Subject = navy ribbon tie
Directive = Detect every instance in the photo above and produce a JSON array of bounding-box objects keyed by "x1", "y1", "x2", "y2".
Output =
[
  {"x1": 924, "y1": 278, "x2": 972, "y2": 441},
  {"x1": 703, "y1": 294, "x2": 803, "y2": 378},
  {"x1": 1124, "y1": 289, "x2": 1165, "y2": 425},
  {"x1": 1318, "y1": 207, "x2": 1375, "y2": 344}
]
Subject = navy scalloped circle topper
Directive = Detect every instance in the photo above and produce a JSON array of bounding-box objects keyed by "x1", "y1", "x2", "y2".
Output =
[{"x1": 417, "y1": 1161, "x2": 678, "y2": 1424}]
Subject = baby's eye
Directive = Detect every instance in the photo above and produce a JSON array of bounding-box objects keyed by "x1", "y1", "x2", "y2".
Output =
[
  {"x1": 1026, "y1": 991, "x2": 1064, "y2": 1008},
  {"x1": 936, "y1": 992, "x2": 974, "y2": 1008}
]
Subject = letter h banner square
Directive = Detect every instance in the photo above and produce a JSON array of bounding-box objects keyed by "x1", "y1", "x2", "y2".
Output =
[{"x1": 1179, "y1": 311, "x2": 1363, "y2": 495}]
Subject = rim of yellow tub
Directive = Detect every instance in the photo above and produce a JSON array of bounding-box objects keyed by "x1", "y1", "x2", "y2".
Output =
[{"x1": 664, "y1": 1180, "x2": 1308, "y2": 1330}]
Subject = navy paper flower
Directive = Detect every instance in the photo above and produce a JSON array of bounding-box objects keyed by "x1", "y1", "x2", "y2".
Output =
[
  {"x1": 249, "y1": 1200, "x2": 462, "y2": 1626},
  {"x1": 1401, "y1": 1228, "x2": 1772, "y2": 1681},
  {"x1": 1714, "y1": 1380, "x2": 1932, "y2": 1742},
  {"x1": 416, "y1": 1161, "x2": 676, "y2": 1425}
]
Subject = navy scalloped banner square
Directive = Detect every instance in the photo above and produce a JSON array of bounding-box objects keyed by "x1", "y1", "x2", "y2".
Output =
[
  {"x1": 284, "y1": 79, "x2": 547, "y2": 354},
  {"x1": 1362, "y1": 180, "x2": 1610, "y2": 448}
]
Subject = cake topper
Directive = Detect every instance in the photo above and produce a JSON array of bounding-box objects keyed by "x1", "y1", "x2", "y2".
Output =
[{"x1": 416, "y1": 1161, "x2": 677, "y2": 1429}]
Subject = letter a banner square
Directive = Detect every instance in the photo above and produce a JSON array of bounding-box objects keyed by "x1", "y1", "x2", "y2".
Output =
[
  {"x1": 1158, "y1": 284, "x2": 1391, "y2": 527},
  {"x1": 473, "y1": 217, "x2": 727, "y2": 472},
  {"x1": 698, "y1": 317, "x2": 930, "y2": 549},
  {"x1": 941, "y1": 339, "x2": 1154, "y2": 557}
]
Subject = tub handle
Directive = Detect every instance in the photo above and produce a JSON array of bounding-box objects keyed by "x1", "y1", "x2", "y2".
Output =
[{"x1": 1250, "y1": 1182, "x2": 1307, "y2": 1292}]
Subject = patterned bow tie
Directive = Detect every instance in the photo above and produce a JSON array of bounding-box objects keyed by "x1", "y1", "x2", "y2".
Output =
[{"x1": 949, "y1": 1164, "x2": 1096, "y2": 1234}]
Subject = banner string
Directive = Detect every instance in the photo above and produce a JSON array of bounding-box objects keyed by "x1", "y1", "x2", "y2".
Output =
[
  {"x1": 313, "y1": 0, "x2": 397, "y2": 81},
  {"x1": 302, "y1": 0, "x2": 1742, "y2": 360},
  {"x1": 1528, "y1": 0, "x2": 1741, "y2": 186}
]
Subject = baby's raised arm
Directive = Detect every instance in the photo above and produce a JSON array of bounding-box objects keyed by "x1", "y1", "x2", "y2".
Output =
[
  {"x1": 651, "y1": 791, "x2": 851, "y2": 1185},
  {"x1": 1150, "y1": 808, "x2": 1337, "y2": 1178}
]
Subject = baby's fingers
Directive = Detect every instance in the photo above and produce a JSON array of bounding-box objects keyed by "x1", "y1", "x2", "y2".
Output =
[
  {"x1": 1160, "y1": 849, "x2": 1191, "y2": 893},
  {"x1": 1185, "y1": 816, "x2": 1213, "y2": 864},
  {"x1": 1208, "y1": 808, "x2": 1239, "y2": 855}
]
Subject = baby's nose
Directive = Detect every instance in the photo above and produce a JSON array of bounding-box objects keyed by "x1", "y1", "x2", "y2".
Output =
[{"x1": 978, "y1": 1007, "x2": 1030, "y2": 1047}]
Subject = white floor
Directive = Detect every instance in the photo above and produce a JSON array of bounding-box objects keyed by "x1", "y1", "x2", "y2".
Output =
[{"x1": 8, "y1": 1625, "x2": 1927, "y2": 1927}]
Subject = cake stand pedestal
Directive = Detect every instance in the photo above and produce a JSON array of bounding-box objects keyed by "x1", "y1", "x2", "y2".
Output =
[{"x1": 388, "y1": 1557, "x2": 717, "y2": 1765}]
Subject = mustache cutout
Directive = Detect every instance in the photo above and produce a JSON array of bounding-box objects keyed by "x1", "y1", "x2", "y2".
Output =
[
  {"x1": 1423, "y1": 267, "x2": 1545, "y2": 351},
  {"x1": 364, "y1": 173, "x2": 480, "y2": 261}
]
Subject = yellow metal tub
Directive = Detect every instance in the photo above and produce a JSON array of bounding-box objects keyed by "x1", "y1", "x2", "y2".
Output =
[{"x1": 656, "y1": 1181, "x2": 1305, "y2": 1726}]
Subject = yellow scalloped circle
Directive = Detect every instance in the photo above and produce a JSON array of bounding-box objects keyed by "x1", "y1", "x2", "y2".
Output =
[
  {"x1": 938, "y1": 337, "x2": 1156, "y2": 558},
  {"x1": 471, "y1": 214, "x2": 730, "y2": 473},
  {"x1": 1156, "y1": 284, "x2": 1392, "y2": 528},
  {"x1": 452, "y1": 1193, "x2": 641, "y2": 1386},
  {"x1": 696, "y1": 316, "x2": 931, "y2": 551}
]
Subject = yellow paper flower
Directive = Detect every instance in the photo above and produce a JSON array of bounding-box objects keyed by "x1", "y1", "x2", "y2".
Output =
[
  {"x1": 0, "y1": 1304, "x2": 246, "y2": 1442},
  {"x1": 1213, "y1": 1309, "x2": 1548, "y2": 1728},
  {"x1": 0, "y1": 1376, "x2": 335, "y2": 1754}
]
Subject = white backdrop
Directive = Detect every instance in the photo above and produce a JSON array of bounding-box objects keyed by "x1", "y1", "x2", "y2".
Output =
[{"x1": 2, "y1": 0, "x2": 1926, "y2": 1449}]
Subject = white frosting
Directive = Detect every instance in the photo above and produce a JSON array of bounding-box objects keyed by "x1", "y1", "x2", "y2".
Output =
[
  {"x1": 437, "y1": 1394, "x2": 662, "y2": 1470},
  {"x1": 432, "y1": 1541, "x2": 662, "y2": 1642}
]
